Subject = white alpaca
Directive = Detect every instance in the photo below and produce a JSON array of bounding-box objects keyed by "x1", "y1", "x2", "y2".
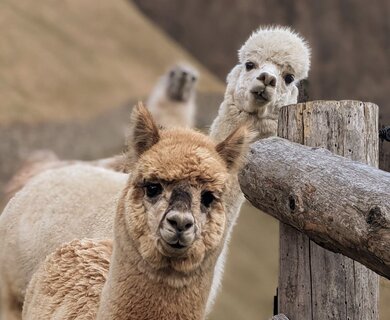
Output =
[
  {"x1": 206, "y1": 25, "x2": 311, "y2": 313},
  {"x1": 210, "y1": 25, "x2": 311, "y2": 141},
  {"x1": 20, "y1": 104, "x2": 251, "y2": 320},
  {"x1": 147, "y1": 62, "x2": 198, "y2": 128}
]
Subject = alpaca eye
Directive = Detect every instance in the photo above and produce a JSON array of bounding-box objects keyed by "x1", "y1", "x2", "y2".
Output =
[
  {"x1": 201, "y1": 191, "x2": 215, "y2": 208},
  {"x1": 191, "y1": 76, "x2": 197, "y2": 82},
  {"x1": 145, "y1": 183, "x2": 163, "y2": 198},
  {"x1": 169, "y1": 71, "x2": 175, "y2": 78},
  {"x1": 245, "y1": 62, "x2": 255, "y2": 71},
  {"x1": 284, "y1": 74, "x2": 295, "y2": 84}
]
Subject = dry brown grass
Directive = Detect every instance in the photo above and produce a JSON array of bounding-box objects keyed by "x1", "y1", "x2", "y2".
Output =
[{"x1": 0, "y1": 0, "x2": 223, "y2": 125}]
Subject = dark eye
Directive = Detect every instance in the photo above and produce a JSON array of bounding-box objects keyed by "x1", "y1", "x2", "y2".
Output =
[
  {"x1": 191, "y1": 76, "x2": 197, "y2": 82},
  {"x1": 284, "y1": 74, "x2": 295, "y2": 84},
  {"x1": 145, "y1": 183, "x2": 163, "y2": 198},
  {"x1": 245, "y1": 62, "x2": 255, "y2": 71},
  {"x1": 169, "y1": 70, "x2": 175, "y2": 78},
  {"x1": 201, "y1": 191, "x2": 215, "y2": 208}
]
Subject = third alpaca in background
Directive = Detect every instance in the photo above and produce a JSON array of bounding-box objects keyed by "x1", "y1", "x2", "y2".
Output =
[{"x1": 147, "y1": 62, "x2": 198, "y2": 128}]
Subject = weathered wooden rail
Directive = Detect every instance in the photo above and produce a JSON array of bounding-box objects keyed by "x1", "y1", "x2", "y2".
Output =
[
  {"x1": 239, "y1": 137, "x2": 390, "y2": 278},
  {"x1": 239, "y1": 100, "x2": 387, "y2": 319}
]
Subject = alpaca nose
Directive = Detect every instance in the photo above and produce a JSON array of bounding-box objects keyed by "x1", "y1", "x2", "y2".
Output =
[
  {"x1": 165, "y1": 211, "x2": 194, "y2": 233},
  {"x1": 257, "y1": 72, "x2": 277, "y2": 87}
]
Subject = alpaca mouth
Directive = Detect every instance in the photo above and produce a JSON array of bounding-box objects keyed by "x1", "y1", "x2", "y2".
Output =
[
  {"x1": 250, "y1": 88, "x2": 268, "y2": 102},
  {"x1": 159, "y1": 235, "x2": 191, "y2": 253},
  {"x1": 158, "y1": 238, "x2": 190, "y2": 257},
  {"x1": 168, "y1": 241, "x2": 187, "y2": 249},
  {"x1": 170, "y1": 90, "x2": 186, "y2": 102}
]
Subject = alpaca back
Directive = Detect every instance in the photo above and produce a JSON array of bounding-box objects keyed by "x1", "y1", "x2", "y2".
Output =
[
  {"x1": 4, "y1": 150, "x2": 60, "y2": 203},
  {"x1": 0, "y1": 164, "x2": 126, "y2": 307}
]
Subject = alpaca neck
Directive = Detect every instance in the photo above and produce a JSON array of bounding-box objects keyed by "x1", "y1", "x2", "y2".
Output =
[
  {"x1": 96, "y1": 203, "x2": 213, "y2": 320},
  {"x1": 211, "y1": 101, "x2": 278, "y2": 142}
]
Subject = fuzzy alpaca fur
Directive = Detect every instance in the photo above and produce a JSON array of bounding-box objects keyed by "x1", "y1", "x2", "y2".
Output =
[
  {"x1": 210, "y1": 25, "x2": 311, "y2": 142},
  {"x1": 3, "y1": 151, "x2": 124, "y2": 204},
  {"x1": 147, "y1": 62, "x2": 198, "y2": 128},
  {"x1": 0, "y1": 165, "x2": 127, "y2": 320},
  {"x1": 206, "y1": 25, "x2": 311, "y2": 313},
  {"x1": 21, "y1": 104, "x2": 251, "y2": 320},
  {"x1": 23, "y1": 239, "x2": 113, "y2": 320}
]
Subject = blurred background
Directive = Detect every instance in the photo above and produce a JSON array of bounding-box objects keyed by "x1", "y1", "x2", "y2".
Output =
[{"x1": 0, "y1": 0, "x2": 389, "y2": 319}]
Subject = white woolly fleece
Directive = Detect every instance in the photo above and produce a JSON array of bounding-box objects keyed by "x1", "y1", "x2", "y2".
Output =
[{"x1": 239, "y1": 25, "x2": 311, "y2": 80}]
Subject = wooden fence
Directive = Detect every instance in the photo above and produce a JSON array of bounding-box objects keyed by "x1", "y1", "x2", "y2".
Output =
[{"x1": 239, "y1": 100, "x2": 390, "y2": 320}]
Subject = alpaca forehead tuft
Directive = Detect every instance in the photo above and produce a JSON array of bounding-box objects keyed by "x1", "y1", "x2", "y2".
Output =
[
  {"x1": 136, "y1": 129, "x2": 228, "y2": 187},
  {"x1": 238, "y1": 25, "x2": 311, "y2": 80}
]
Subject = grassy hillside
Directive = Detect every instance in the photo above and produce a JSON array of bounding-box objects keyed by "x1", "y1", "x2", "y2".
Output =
[{"x1": 0, "y1": 0, "x2": 223, "y2": 125}]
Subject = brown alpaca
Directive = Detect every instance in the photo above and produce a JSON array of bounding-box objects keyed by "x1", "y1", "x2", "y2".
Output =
[{"x1": 21, "y1": 104, "x2": 252, "y2": 319}]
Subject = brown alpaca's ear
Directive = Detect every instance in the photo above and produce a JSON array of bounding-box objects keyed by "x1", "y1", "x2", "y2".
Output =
[
  {"x1": 128, "y1": 102, "x2": 160, "y2": 158},
  {"x1": 216, "y1": 126, "x2": 255, "y2": 171}
]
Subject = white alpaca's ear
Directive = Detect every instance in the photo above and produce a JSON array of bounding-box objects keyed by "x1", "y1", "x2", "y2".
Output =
[
  {"x1": 226, "y1": 65, "x2": 241, "y2": 85},
  {"x1": 225, "y1": 65, "x2": 242, "y2": 100},
  {"x1": 216, "y1": 126, "x2": 255, "y2": 171},
  {"x1": 128, "y1": 102, "x2": 160, "y2": 158}
]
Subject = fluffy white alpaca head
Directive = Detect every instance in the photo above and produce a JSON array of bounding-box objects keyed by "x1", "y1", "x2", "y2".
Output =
[
  {"x1": 165, "y1": 62, "x2": 199, "y2": 102},
  {"x1": 226, "y1": 26, "x2": 311, "y2": 117}
]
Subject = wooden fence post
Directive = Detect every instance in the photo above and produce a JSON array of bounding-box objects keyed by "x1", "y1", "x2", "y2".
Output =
[{"x1": 277, "y1": 100, "x2": 379, "y2": 319}]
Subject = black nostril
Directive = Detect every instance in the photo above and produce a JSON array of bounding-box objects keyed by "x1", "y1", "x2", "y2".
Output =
[
  {"x1": 184, "y1": 222, "x2": 193, "y2": 230},
  {"x1": 269, "y1": 78, "x2": 276, "y2": 87},
  {"x1": 257, "y1": 74, "x2": 266, "y2": 82},
  {"x1": 167, "y1": 218, "x2": 177, "y2": 228},
  {"x1": 182, "y1": 71, "x2": 187, "y2": 77}
]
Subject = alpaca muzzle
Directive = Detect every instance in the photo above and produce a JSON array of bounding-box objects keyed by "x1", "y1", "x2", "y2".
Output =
[{"x1": 160, "y1": 210, "x2": 196, "y2": 251}]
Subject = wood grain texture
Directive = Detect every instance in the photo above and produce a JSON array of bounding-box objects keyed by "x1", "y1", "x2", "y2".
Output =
[
  {"x1": 240, "y1": 101, "x2": 382, "y2": 319},
  {"x1": 239, "y1": 137, "x2": 390, "y2": 278},
  {"x1": 271, "y1": 314, "x2": 289, "y2": 320},
  {"x1": 280, "y1": 100, "x2": 380, "y2": 320}
]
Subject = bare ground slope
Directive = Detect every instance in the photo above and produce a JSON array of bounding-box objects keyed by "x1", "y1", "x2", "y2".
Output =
[{"x1": 0, "y1": 0, "x2": 222, "y2": 125}]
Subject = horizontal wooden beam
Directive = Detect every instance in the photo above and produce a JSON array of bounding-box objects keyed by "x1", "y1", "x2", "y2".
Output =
[{"x1": 239, "y1": 137, "x2": 390, "y2": 279}]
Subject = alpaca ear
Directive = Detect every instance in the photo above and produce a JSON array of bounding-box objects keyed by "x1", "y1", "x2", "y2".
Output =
[
  {"x1": 226, "y1": 64, "x2": 241, "y2": 85},
  {"x1": 128, "y1": 102, "x2": 160, "y2": 158},
  {"x1": 225, "y1": 65, "x2": 242, "y2": 98},
  {"x1": 216, "y1": 126, "x2": 255, "y2": 171}
]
